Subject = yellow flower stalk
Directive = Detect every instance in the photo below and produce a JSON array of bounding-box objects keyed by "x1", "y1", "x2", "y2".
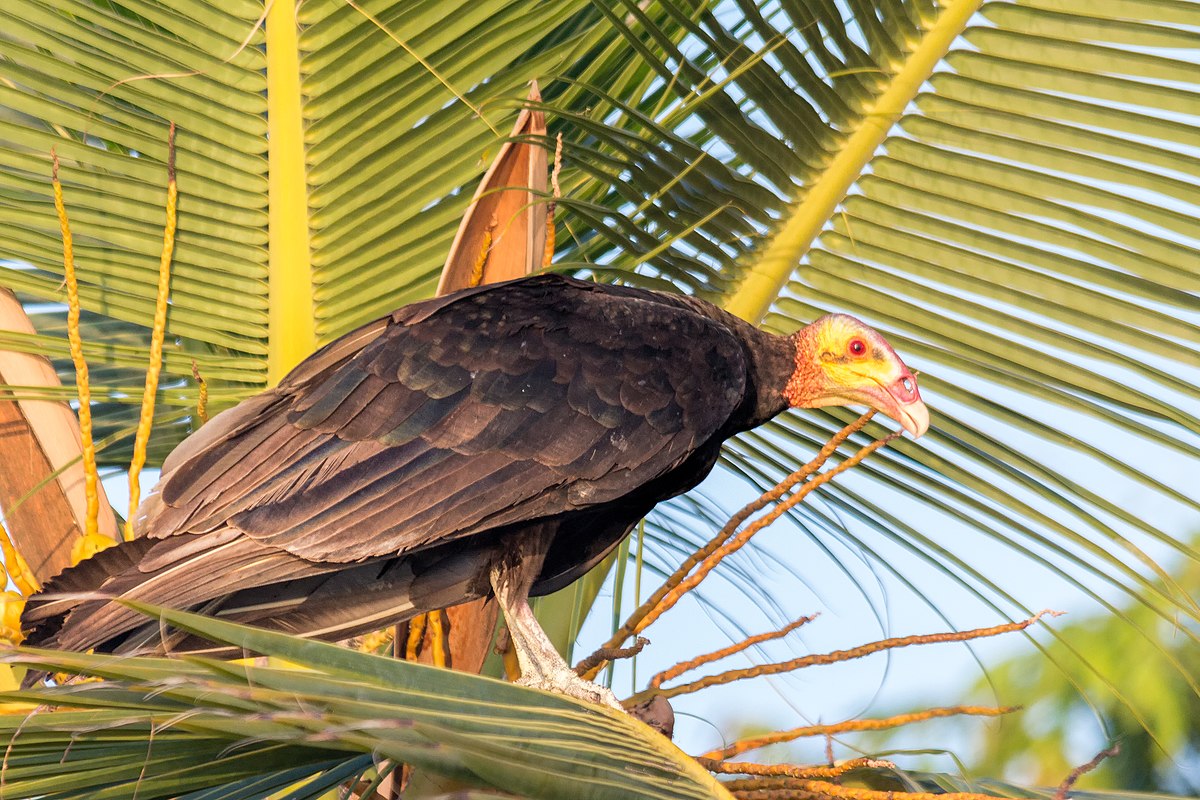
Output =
[
  {"x1": 405, "y1": 613, "x2": 427, "y2": 660},
  {"x1": 69, "y1": 530, "x2": 116, "y2": 567},
  {"x1": 191, "y1": 360, "x2": 209, "y2": 425},
  {"x1": 0, "y1": 591, "x2": 25, "y2": 645},
  {"x1": 428, "y1": 610, "x2": 447, "y2": 668},
  {"x1": 0, "y1": 520, "x2": 37, "y2": 598},
  {"x1": 51, "y1": 150, "x2": 101, "y2": 543},
  {"x1": 124, "y1": 123, "x2": 178, "y2": 542}
]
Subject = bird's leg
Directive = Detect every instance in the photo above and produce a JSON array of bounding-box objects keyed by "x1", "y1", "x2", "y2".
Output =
[{"x1": 490, "y1": 550, "x2": 622, "y2": 710}]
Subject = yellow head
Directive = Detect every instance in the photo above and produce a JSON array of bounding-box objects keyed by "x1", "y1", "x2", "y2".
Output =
[{"x1": 784, "y1": 314, "x2": 929, "y2": 438}]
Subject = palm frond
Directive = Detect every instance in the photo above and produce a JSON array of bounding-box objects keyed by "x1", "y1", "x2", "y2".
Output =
[
  {"x1": 0, "y1": 603, "x2": 730, "y2": 800},
  {"x1": 525, "y1": 0, "x2": 1200, "y2": 750},
  {"x1": 2, "y1": 0, "x2": 1199, "y2": 787}
]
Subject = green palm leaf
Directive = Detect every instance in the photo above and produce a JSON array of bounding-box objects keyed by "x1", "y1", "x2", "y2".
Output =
[
  {"x1": 543, "y1": 0, "x2": 1199, "y2": 695},
  {"x1": 0, "y1": 603, "x2": 729, "y2": 800},
  {"x1": 1, "y1": 0, "x2": 1198, "y2": 792}
]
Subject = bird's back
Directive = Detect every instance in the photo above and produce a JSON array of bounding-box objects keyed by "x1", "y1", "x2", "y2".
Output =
[{"x1": 22, "y1": 275, "x2": 790, "y2": 656}]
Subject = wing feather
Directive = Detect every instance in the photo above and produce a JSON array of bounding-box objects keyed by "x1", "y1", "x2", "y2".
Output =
[{"x1": 140, "y1": 275, "x2": 751, "y2": 564}]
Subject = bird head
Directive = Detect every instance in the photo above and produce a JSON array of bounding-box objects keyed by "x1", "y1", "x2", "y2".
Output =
[{"x1": 784, "y1": 314, "x2": 929, "y2": 438}]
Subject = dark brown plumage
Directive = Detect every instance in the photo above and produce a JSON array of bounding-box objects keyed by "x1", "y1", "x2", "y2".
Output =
[{"x1": 21, "y1": 274, "x2": 925, "y2": 700}]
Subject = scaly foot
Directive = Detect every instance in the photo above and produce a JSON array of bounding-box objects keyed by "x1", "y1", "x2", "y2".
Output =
[
  {"x1": 517, "y1": 666, "x2": 622, "y2": 710},
  {"x1": 491, "y1": 559, "x2": 625, "y2": 711}
]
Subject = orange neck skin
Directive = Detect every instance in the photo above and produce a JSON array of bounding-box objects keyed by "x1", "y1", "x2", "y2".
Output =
[{"x1": 782, "y1": 325, "x2": 826, "y2": 408}]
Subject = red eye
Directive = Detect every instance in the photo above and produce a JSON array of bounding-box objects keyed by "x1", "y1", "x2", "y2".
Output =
[{"x1": 849, "y1": 339, "x2": 867, "y2": 356}]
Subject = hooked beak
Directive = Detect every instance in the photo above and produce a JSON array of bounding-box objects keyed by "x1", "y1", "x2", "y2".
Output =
[
  {"x1": 820, "y1": 369, "x2": 929, "y2": 438},
  {"x1": 881, "y1": 370, "x2": 929, "y2": 438}
]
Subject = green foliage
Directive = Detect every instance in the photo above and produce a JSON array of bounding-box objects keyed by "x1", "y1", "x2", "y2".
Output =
[
  {"x1": 974, "y1": 557, "x2": 1199, "y2": 792},
  {"x1": 4, "y1": 0, "x2": 1198, "y2": 624},
  {"x1": 900, "y1": 771, "x2": 1197, "y2": 800},
  {"x1": 2, "y1": 0, "x2": 1200, "y2": 794},
  {"x1": 0, "y1": 603, "x2": 730, "y2": 800},
  {"x1": 861, "y1": 543, "x2": 1200, "y2": 794}
]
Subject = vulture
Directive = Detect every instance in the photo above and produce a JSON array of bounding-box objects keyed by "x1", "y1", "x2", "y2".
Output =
[{"x1": 21, "y1": 275, "x2": 927, "y2": 705}]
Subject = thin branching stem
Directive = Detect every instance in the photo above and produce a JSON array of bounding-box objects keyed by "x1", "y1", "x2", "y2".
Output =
[
  {"x1": 574, "y1": 637, "x2": 648, "y2": 677},
  {"x1": 615, "y1": 430, "x2": 901, "y2": 690},
  {"x1": 635, "y1": 612, "x2": 1053, "y2": 704},
  {"x1": 405, "y1": 614, "x2": 427, "y2": 661},
  {"x1": 726, "y1": 778, "x2": 1000, "y2": 800},
  {"x1": 579, "y1": 411, "x2": 877, "y2": 675},
  {"x1": 703, "y1": 705, "x2": 1018, "y2": 761},
  {"x1": 653, "y1": 430, "x2": 893, "y2": 627},
  {"x1": 1054, "y1": 744, "x2": 1119, "y2": 800},
  {"x1": 701, "y1": 757, "x2": 892, "y2": 779},
  {"x1": 729, "y1": 787, "x2": 821, "y2": 800},
  {"x1": 650, "y1": 614, "x2": 819, "y2": 688}
]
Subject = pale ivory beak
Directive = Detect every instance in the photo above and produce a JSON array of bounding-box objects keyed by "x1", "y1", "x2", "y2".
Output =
[{"x1": 883, "y1": 371, "x2": 929, "y2": 438}]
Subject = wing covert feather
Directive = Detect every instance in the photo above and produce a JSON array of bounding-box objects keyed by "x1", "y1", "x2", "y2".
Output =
[{"x1": 143, "y1": 276, "x2": 750, "y2": 562}]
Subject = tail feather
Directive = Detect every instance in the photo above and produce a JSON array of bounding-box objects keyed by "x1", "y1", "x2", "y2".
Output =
[
  {"x1": 20, "y1": 537, "x2": 158, "y2": 645},
  {"x1": 21, "y1": 532, "x2": 337, "y2": 655},
  {"x1": 148, "y1": 534, "x2": 495, "y2": 656},
  {"x1": 19, "y1": 528, "x2": 502, "y2": 681}
]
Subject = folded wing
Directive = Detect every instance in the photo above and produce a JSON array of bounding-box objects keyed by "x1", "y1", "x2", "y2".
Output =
[{"x1": 143, "y1": 276, "x2": 750, "y2": 563}]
